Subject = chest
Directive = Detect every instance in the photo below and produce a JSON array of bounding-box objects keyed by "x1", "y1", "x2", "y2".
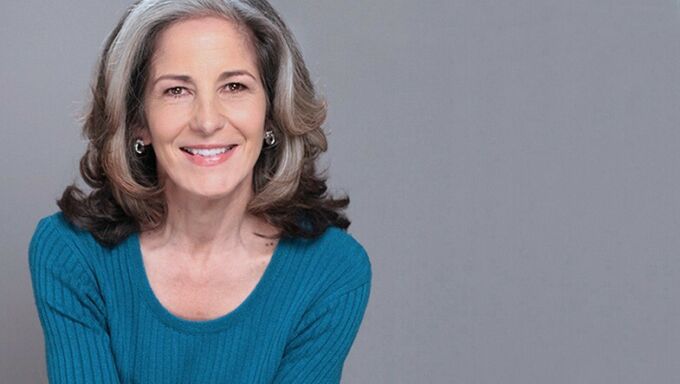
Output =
[{"x1": 145, "y1": 256, "x2": 271, "y2": 321}]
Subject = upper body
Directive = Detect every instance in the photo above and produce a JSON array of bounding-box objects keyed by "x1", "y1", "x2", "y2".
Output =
[
  {"x1": 29, "y1": 0, "x2": 370, "y2": 382},
  {"x1": 29, "y1": 212, "x2": 371, "y2": 383}
]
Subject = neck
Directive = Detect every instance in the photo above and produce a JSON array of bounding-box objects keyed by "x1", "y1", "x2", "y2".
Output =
[{"x1": 144, "y1": 177, "x2": 264, "y2": 263}]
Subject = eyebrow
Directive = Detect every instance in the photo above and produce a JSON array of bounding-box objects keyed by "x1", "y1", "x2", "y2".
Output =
[
  {"x1": 218, "y1": 70, "x2": 256, "y2": 82},
  {"x1": 151, "y1": 70, "x2": 257, "y2": 86}
]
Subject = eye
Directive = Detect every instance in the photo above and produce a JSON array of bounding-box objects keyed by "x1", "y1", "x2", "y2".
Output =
[
  {"x1": 164, "y1": 86, "x2": 188, "y2": 98},
  {"x1": 224, "y1": 82, "x2": 247, "y2": 92}
]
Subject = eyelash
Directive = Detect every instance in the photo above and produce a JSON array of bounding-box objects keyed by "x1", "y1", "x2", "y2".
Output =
[
  {"x1": 163, "y1": 83, "x2": 247, "y2": 98},
  {"x1": 224, "y1": 82, "x2": 247, "y2": 92},
  {"x1": 165, "y1": 86, "x2": 187, "y2": 98}
]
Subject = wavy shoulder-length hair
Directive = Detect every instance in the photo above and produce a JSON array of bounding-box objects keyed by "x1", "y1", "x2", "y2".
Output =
[{"x1": 58, "y1": 0, "x2": 350, "y2": 247}]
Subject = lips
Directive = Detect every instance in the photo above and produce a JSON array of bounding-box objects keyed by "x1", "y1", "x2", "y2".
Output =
[
  {"x1": 179, "y1": 144, "x2": 238, "y2": 167},
  {"x1": 180, "y1": 145, "x2": 237, "y2": 157}
]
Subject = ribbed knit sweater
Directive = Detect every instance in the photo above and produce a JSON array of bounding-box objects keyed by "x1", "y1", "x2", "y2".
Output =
[{"x1": 28, "y1": 212, "x2": 372, "y2": 383}]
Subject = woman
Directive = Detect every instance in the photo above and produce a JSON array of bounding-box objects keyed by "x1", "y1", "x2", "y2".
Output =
[{"x1": 28, "y1": 1, "x2": 371, "y2": 383}]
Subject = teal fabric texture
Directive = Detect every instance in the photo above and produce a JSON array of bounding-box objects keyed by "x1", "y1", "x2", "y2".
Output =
[{"x1": 29, "y1": 213, "x2": 371, "y2": 383}]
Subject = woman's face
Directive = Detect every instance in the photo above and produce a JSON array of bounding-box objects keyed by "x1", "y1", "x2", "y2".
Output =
[{"x1": 142, "y1": 16, "x2": 267, "y2": 201}]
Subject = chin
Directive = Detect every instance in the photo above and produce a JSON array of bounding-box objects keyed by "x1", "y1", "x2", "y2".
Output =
[
  {"x1": 175, "y1": 177, "x2": 252, "y2": 201},
  {"x1": 159, "y1": 164, "x2": 255, "y2": 202}
]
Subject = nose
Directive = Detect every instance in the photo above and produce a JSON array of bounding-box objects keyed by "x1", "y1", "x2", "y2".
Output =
[{"x1": 190, "y1": 94, "x2": 225, "y2": 135}]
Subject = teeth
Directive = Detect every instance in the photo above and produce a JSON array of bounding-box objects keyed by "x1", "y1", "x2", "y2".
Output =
[{"x1": 183, "y1": 146, "x2": 235, "y2": 156}]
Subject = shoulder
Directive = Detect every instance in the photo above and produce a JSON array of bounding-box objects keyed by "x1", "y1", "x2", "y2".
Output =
[
  {"x1": 28, "y1": 212, "x2": 110, "y2": 324},
  {"x1": 289, "y1": 226, "x2": 372, "y2": 297},
  {"x1": 30, "y1": 212, "x2": 98, "y2": 251},
  {"x1": 29, "y1": 212, "x2": 105, "y2": 275}
]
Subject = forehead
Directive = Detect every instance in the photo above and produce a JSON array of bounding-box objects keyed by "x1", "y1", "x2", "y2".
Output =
[{"x1": 149, "y1": 15, "x2": 259, "y2": 76}]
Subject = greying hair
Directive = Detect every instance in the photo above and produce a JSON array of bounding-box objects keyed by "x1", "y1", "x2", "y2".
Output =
[{"x1": 59, "y1": 0, "x2": 349, "y2": 246}]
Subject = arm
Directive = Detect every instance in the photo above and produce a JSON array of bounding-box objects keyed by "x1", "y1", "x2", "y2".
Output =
[
  {"x1": 272, "y1": 280, "x2": 371, "y2": 384},
  {"x1": 28, "y1": 217, "x2": 121, "y2": 384}
]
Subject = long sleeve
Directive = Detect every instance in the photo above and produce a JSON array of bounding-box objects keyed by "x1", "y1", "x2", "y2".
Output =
[
  {"x1": 272, "y1": 280, "x2": 371, "y2": 384},
  {"x1": 28, "y1": 217, "x2": 121, "y2": 384},
  {"x1": 28, "y1": 213, "x2": 373, "y2": 383}
]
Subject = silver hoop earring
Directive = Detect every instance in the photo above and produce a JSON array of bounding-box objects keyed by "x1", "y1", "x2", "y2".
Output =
[
  {"x1": 134, "y1": 139, "x2": 146, "y2": 155},
  {"x1": 264, "y1": 130, "x2": 276, "y2": 146}
]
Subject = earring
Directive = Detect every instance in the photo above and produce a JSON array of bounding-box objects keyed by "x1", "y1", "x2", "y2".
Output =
[
  {"x1": 134, "y1": 139, "x2": 146, "y2": 155},
  {"x1": 264, "y1": 130, "x2": 276, "y2": 146}
]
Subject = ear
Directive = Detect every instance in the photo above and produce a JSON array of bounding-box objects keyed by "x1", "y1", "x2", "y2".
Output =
[
  {"x1": 134, "y1": 124, "x2": 151, "y2": 144},
  {"x1": 131, "y1": 109, "x2": 152, "y2": 144},
  {"x1": 139, "y1": 129, "x2": 151, "y2": 144}
]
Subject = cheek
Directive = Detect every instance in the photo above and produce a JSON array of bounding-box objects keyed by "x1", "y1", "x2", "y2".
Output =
[
  {"x1": 144, "y1": 106, "x2": 185, "y2": 142},
  {"x1": 230, "y1": 100, "x2": 267, "y2": 135}
]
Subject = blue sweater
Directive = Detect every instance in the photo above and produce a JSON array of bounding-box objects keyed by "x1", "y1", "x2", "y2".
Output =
[{"x1": 28, "y1": 213, "x2": 371, "y2": 383}]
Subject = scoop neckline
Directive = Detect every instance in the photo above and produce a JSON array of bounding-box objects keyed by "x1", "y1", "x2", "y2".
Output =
[{"x1": 128, "y1": 232, "x2": 289, "y2": 333}]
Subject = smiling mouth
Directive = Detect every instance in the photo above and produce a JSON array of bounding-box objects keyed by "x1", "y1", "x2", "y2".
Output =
[{"x1": 180, "y1": 145, "x2": 237, "y2": 157}]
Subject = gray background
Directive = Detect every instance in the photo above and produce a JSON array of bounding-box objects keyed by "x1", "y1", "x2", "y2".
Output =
[{"x1": 2, "y1": 0, "x2": 680, "y2": 383}]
